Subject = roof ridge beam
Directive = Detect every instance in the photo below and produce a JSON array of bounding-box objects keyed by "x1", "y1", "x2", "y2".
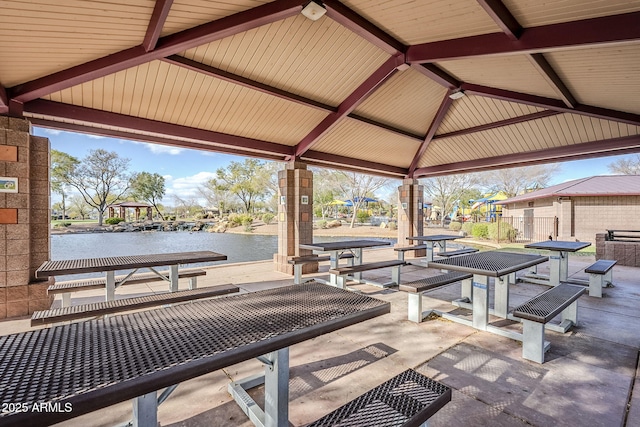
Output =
[
  {"x1": 24, "y1": 99, "x2": 294, "y2": 157},
  {"x1": 10, "y1": 0, "x2": 303, "y2": 103},
  {"x1": 476, "y1": 0, "x2": 521, "y2": 40},
  {"x1": 142, "y1": 0, "x2": 174, "y2": 52},
  {"x1": 463, "y1": 83, "x2": 640, "y2": 126},
  {"x1": 293, "y1": 54, "x2": 405, "y2": 158},
  {"x1": 407, "y1": 11, "x2": 640, "y2": 63},
  {"x1": 407, "y1": 90, "x2": 455, "y2": 176},
  {"x1": 413, "y1": 135, "x2": 640, "y2": 177}
]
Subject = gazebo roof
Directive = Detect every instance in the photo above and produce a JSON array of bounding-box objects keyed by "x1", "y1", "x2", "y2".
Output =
[
  {"x1": 107, "y1": 202, "x2": 153, "y2": 209},
  {"x1": 1, "y1": 1, "x2": 639, "y2": 178}
]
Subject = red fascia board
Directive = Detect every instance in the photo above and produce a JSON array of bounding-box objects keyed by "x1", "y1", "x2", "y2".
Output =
[
  {"x1": 142, "y1": 0, "x2": 174, "y2": 52},
  {"x1": 25, "y1": 99, "x2": 294, "y2": 157},
  {"x1": 406, "y1": 11, "x2": 640, "y2": 63},
  {"x1": 413, "y1": 135, "x2": 640, "y2": 177},
  {"x1": 11, "y1": 0, "x2": 303, "y2": 103}
]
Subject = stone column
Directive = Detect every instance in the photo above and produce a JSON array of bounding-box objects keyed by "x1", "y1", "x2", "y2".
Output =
[
  {"x1": 273, "y1": 162, "x2": 314, "y2": 275},
  {"x1": 397, "y1": 178, "x2": 425, "y2": 256},
  {"x1": 0, "y1": 117, "x2": 53, "y2": 320}
]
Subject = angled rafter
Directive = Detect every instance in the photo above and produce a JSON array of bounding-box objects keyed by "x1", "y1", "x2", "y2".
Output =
[
  {"x1": 293, "y1": 54, "x2": 405, "y2": 158},
  {"x1": 142, "y1": 0, "x2": 174, "y2": 52},
  {"x1": 10, "y1": 0, "x2": 303, "y2": 103},
  {"x1": 462, "y1": 84, "x2": 640, "y2": 126},
  {"x1": 407, "y1": 12, "x2": 640, "y2": 63},
  {"x1": 411, "y1": 64, "x2": 459, "y2": 90},
  {"x1": 301, "y1": 150, "x2": 407, "y2": 177},
  {"x1": 413, "y1": 135, "x2": 640, "y2": 177},
  {"x1": 24, "y1": 100, "x2": 294, "y2": 157},
  {"x1": 476, "y1": 0, "x2": 521, "y2": 40},
  {"x1": 527, "y1": 54, "x2": 577, "y2": 108},
  {"x1": 407, "y1": 90, "x2": 455, "y2": 176}
]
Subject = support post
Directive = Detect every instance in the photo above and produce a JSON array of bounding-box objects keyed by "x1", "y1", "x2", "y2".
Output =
[{"x1": 397, "y1": 179, "x2": 425, "y2": 257}]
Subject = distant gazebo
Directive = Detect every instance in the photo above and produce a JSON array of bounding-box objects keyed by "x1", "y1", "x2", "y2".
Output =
[{"x1": 107, "y1": 201, "x2": 153, "y2": 221}]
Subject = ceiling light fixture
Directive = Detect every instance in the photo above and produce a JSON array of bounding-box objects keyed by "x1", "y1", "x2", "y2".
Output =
[
  {"x1": 301, "y1": 1, "x2": 327, "y2": 21},
  {"x1": 449, "y1": 89, "x2": 466, "y2": 100}
]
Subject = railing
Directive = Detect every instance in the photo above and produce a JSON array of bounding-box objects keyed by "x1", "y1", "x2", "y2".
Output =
[
  {"x1": 497, "y1": 216, "x2": 558, "y2": 243},
  {"x1": 606, "y1": 230, "x2": 640, "y2": 242}
]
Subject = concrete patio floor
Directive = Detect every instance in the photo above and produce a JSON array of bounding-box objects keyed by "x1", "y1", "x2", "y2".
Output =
[{"x1": 2, "y1": 247, "x2": 639, "y2": 427}]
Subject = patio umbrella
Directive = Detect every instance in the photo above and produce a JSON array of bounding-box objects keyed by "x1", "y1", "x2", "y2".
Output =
[{"x1": 329, "y1": 200, "x2": 347, "y2": 205}]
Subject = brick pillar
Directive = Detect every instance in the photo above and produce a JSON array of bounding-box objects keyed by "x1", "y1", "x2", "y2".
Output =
[
  {"x1": 0, "y1": 117, "x2": 53, "y2": 320},
  {"x1": 273, "y1": 162, "x2": 314, "y2": 275},
  {"x1": 397, "y1": 179, "x2": 425, "y2": 256}
]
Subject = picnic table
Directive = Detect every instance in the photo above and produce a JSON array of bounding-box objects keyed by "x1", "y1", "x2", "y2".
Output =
[
  {"x1": 0, "y1": 282, "x2": 390, "y2": 427},
  {"x1": 428, "y1": 251, "x2": 548, "y2": 336},
  {"x1": 523, "y1": 241, "x2": 591, "y2": 286},
  {"x1": 35, "y1": 251, "x2": 227, "y2": 302},
  {"x1": 299, "y1": 240, "x2": 392, "y2": 286},
  {"x1": 406, "y1": 234, "x2": 460, "y2": 262}
]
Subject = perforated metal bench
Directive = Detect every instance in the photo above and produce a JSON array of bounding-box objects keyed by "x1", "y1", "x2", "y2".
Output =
[
  {"x1": 399, "y1": 272, "x2": 473, "y2": 323},
  {"x1": 307, "y1": 369, "x2": 451, "y2": 427},
  {"x1": 288, "y1": 253, "x2": 354, "y2": 284},
  {"x1": 329, "y1": 260, "x2": 406, "y2": 289},
  {"x1": 511, "y1": 283, "x2": 586, "y2": 363},
  {"x1": 435, "y1": 248, "x2": 478, "y2": 258},
  {"x1": 48, "y1": 268, "x2": 207, "y2": 307},
  {"x1": 394, "y1": 244, "x2": 428, "y2": 261},
  {"x1": 32, "y1": 284, "x2": 239, "y2": 325},
  {"x1": 584, "y1": 259, "x2": 616, "y2": 298}
]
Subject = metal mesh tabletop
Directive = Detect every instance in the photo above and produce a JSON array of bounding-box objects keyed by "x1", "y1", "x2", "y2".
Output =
[
  {"x1": 299, "y1": 240, "x2": 391, "y2": 251},
  {"x1": 428, "y1": 251, "x2": 548, "y2": 277},
  {"x1": 406, "y1": 235, "x2": 459, "y2": 242},
  {"x1": 524, "y1": 241, "x2": 592, "y2": 252},
  {"x1": 0, "y1": 282, "x2": 389, "y2": 426},
  {"x1": 35, "y1": 251, "x2": 227, "y2": 276}
]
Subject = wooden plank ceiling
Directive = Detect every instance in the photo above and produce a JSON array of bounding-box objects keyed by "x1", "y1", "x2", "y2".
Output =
[{"x1": 1, "y1": 0, "x2": 639, "y2": 178}]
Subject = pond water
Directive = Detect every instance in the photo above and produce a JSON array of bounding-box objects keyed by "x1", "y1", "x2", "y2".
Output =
[{"x1": 51, "y1": 232, "x2": 396, "y2": 280}]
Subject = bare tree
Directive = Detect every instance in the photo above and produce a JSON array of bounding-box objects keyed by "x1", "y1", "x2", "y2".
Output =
[
  {"x1": 422, "y1": 174, "x2": 479, "y2": 227},
  {"x1": 198, "y1": 179, "x2": 235, "y2": 214},
  {"x1": 479, "y1": 164, "x2": 560, "y2": 198},
  {"x1": 607, "y1": 154, "x2": 640, "y2": 175},
  {"x1": 332, "y1": 171, "x2": 392, "y2": 228}
]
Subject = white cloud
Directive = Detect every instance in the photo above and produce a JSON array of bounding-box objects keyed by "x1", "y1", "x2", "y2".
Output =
[
  {"x1": 163, "y1": 171, "x2": 217, "y2": 205},
  {"x1": 129, "y1": 140, "x2": 184, "y2": 155},
  {"x1": 87, "y1": 134, "x2": 106, "y2": 139},
  {"x1": 43, "y1": 128, "x2": 62, "y2": 135}
]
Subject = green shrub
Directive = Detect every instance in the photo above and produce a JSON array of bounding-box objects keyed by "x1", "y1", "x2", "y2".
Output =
[
  {"x1": 228, "y1": 213, "x2": 254, "y2": 227},
  {"x1": 388, "y1": 221, "x2": 397, "y2": 231},
  {"x1": 462, "y1": 222, "x2": 474, "y2": 235},
  {"x1": 53, "y1": 222, "x2": 72, "y2": 228},
  {"x1": 471, "y1": 223, "x2": 489, "y2": 239},
  {"x1": 488, "y1": 222, "x2": 517, "y2": 242},
  {"x1": 262, "y1": 213, "x2": 275, "y2": 225},
  {"x1": 356, "y1": 211, "x2": 370, "y2": 224},
  {"x1": 449, "y1": 221, "x2": 462, "y2": 231},
  {"x1": 242, "y1": 217, "x2": 253, "y2": 232},
  {"x1": 105, "y1": 217, "x2": 124, "y2": 225},
  {"x1": 316, "y1": 219, "x2": 328, "y2": 229}
]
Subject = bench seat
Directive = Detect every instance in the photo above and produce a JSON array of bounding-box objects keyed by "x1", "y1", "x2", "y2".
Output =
[
  {"x1": 511, "y1": 283, "x2": 585, "y2": 363},
  {"x1": 48, "y1": 268, "x2": 207, "y2": 307},
  {"x1": 329, "y1": 260, "x2": 406, "y2": 289},
  {"x1": 31, "y1": 284, "x2": 239, "y2": 326},
  {"x1": 400, "y1": 272, "x2": 473, "y2": 323},
  {"x1": 288, "y1": 253, "x2": 355, "y2": 284},
  {"x1": 584, "y1": 260, "x2": 616, "y2": 297},
  {"x1": 435, "y1": 248, "x2": 478, "y2": 258},
  {"x1": 307, "y1": 369, "x2": 451, "y2": 427},
  {"x1": 394, "y1": 244, "x2": 427, "y2": 261}
]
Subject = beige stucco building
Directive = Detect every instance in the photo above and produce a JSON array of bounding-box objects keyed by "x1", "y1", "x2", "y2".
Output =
[{"x1": 497, "y1": 176, "x2": 640, "y2": 244}]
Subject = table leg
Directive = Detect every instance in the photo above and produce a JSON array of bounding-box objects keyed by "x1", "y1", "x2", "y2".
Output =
[
  {"x1": 329, "y1": 250, "x2": 339, "y2": 286},
  {"x1": 549, "y1": 251, "x2": 561, "y2": 286},
  {"x1": 559, "y1": 251, "x2": 569, "y2": 283},
  {"x1": 353, "y1": 248, "x2": 363, "y2": 282},
  {"x1": 440, "y1": 240, "x2": 447, "y2": 254},
  {"x1": 472, "y1": 274, "x2": 489, "y2": 330},
  {"x1": 105, "y1": 271, "x2": 116, "y2": 301},
  {"x1": 494, "y1": 275, "x2": 509, "y2": 318},
  {"x1": 169, "y1": 265, "x2": 179, "y2": 292},
  {"x1": 132, "y1": 391, "x2": 157, "y2": 427},
  {"x1": 426, "y1": 242, "x2": 435, "y2": 262}
]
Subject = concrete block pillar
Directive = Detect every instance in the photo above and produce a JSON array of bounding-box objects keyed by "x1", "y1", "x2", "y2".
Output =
[
  {"x1": 397, "y1": 179, "x2": 425, "y2": 256},
  {"x1": 273, "y1": 162, "x2": 315, "y2": 276},
  {"x1": 0, "y1": 117, "x2": 53, "y2": 320}
]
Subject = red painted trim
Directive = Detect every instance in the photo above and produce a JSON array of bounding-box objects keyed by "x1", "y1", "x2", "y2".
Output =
[
  {"x1": 476, "y1": 0, "x2": 521, "y2": 40},
  {"x1": 323, "y1": 0, "x2": 406, "y2": 56},
  {"x1": 11, "y1": 0, "x2": 303, "y2": 103},
  {"x1": 407, "y1": 11, "x2": 640, "y2": 63},
  {"x1": 410, "y1": 64, "x2": 459, "y2": 90},
  {"x1": 301, "y1": 150, "x2": 407, "y2": 177},
  {"x1": 348, "y1": 114, "x2": 423, "y2": 142},
  {"x1": 24, "y1": 100, "x2": 294, "y2": 156},
  {"x1": 407, "y1": 90, "x2": 454, "y2": 175},
  {"x1": 433, "y1": 110, "x2": 561, "y2": 140},
  {"x1": 527, "y1": 54, "x2": 576, "y2": 108},
  {"x1": 463, "y1": 84, "x2": 640, "y2": 126},
  {"x1": 293, "y1": 54, "x2": 404, "y2": 157},
  {"x1": 142, "y1": 0, "x2": 174, "y2": 52},
  {"x1": 413, "y1": 135, "x2": 640, "y2": 177}
]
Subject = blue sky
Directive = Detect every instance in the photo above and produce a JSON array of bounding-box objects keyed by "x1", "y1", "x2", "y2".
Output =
[{"x1": 35, "y1": 127, "x2": 630, "y2": 206}]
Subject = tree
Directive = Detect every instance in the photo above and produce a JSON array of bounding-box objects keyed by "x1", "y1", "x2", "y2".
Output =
[
  {"x1": 607, "y1": 154, "x2": 640, "y2": 175},
  {"x1": 312, "y1": 168, "x2": 341, "y2": 219},
  {"x1": 479, "y1": 164, "x2": 560, "y2": 198},
  {"x1": 50, "y1": 150, "x2": 79, "y2": 220},
  {"x1": 216, "y1": 159, "x2": 271, "y2": 213},
  {"x1": 199, "y1": 178, "x2": 235, "y2": 214},
  {"x1": 130, "y1": 172, "x2": 166, "y2": 220},
  {"x1": 59, "y1": 149, "x2": 131, "y2": 225},
  {"x1": 332, "y1": 171, "x2": 392, "y2": 228},
  {"x1": 68, "y1": 195, "x2": 92, "y2": 220},
  {"x1": 423, "y1": 174, "x2": 479, "y2": 227}
]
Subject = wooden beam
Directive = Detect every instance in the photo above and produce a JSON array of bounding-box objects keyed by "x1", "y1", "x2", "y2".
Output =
[
  {"x1": 0, "y1": 83, "x2": 7, "y2": 114},
  {"x1": 301, "y1": 150, "x2": 407, "y2": 177},
  {"x1": 527, "y1": 54, "x2": 577, "y2": 108},
  {"x1": 142, "y1": 0, "x2": 174, "y2": 52},
  {"x1": 410, "y1": 64, "x2": 459, "y2": 90},
  {"x1": 476, "y1": 0, "x2": 521, "y2": 40}
]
